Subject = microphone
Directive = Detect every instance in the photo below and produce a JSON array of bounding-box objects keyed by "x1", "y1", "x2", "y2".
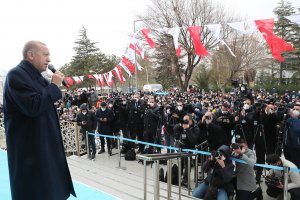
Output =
[{"x1": 48, "y1": 64, "x2": 68, "y2": 88}]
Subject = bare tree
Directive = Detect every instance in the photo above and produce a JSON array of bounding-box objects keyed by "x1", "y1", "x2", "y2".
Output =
[
  {"x1": 138, "y1": 0, "x2": 236, "y2": 91},
  {"x1": 209, "y1": 33, "x2": 268, "y2": 91}
]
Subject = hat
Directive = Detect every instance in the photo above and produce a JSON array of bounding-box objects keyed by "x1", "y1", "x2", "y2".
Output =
[
  {"x1": 100, "y1": 102, "x2": 107, "y2": 107},
  {"x1": 80, "y1": 103, "x2": 87, "y2": 110}
]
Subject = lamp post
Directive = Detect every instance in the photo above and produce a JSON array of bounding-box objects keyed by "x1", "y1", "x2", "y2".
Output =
[{"x1": 133, "y1": 18, "x2": 150, "y2": 92}]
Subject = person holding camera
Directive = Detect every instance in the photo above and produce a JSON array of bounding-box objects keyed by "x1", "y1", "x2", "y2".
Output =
[
  {"x1": 192, "y1": 145, "x2": 234, "y2": 200},
  {"x1": 174, "y1": 114, "x2": 201, "y2": 186},
  {"x1": 76, "y1": 103, "x2": 97, "y2": 159},
  {"x1": 163, "y1": 105, "x2": 180, "y2": 153},
  {"x1": 234, "y1": 98, "x2": 256, "y2": 149},
  {"x1": 231, "y1": 139, "x2": 263, "y2": 200},
  {"x1": 214, "y1": 102, "x2": 235, "y2": 146},
  {"x1": 198, "y1": 111, "x2": 228, "y2": 151},
  {"x1": 266, "y1": 154, "x2": 300, "y2": 200}
]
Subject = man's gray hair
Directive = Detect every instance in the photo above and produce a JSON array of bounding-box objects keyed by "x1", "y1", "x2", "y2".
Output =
[{"x1": 22, "y1": 40, "x2": 46, "y2": 59}]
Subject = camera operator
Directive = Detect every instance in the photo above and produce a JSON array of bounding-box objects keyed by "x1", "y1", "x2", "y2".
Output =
[
  {"x1": 254, "y1": 102, "x2": 279, "y2": 182},
  {"x1": 214, "y1": 102, "x2": 235, "y2": 146},
  {"x1": 163, "y1": 105, "x2": 180, "y2": 153},
  {"x1": 192, "y1": 145, "x2": 234, "y2": 200},
  {"x1": 231, "y1": 139, "x2": 262, "y2": 200},
  {"x1": 174, "y1": 114, "x2": 201, "y2": 186},
  {"x1": 198, "y1": 111, "x2": 228, "y2": 151},
  {"x1": 283, "y1": 102, "x2": 300, "y2": 169},
  {"x1": 234, "y1": 98, "x2": 256, "y2": 149},
  {"x1": 266, "y1": 154, "x2": 300, "y2": 200},
  {"x1": 76, "y1": 103, "x2": 97, "y2": 159}
]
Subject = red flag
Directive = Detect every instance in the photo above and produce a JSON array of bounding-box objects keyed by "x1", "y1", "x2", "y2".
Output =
[
  {"x1": 113, "y1": 66, "x2": 125, "y2": 84},
  {"x1": 64, "y1": 77, "x2": 74, "y2": 86},
  {"x1": 255, "y1": 19, "x2": 295, "y2": 62},
  {"x1": 72, "y1": 76, "x2": 83, "y2": 84},
  {"x1": 188, "y1": 26, "x2": 209, "y2": 57},
  {"x1": 87, "y1": 74, "x2": 95, "y2": 79},
  {"x1": 141, "y1": 28, "x2": 157, "y2": 48},
  {"x1": 129, "y1": 43, "x2": 145, "y2": 59},
  {"x1": 122, "y1": 57, "x2": 136, "y2": 74}
]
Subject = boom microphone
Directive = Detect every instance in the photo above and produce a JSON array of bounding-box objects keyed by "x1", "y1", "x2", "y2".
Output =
[{"x1": 48, "y1": 64, "x2": 68, "y2": 88}]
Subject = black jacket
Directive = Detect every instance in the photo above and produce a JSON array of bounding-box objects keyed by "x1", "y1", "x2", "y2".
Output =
[
  {"x1": 76, "y1": 111, "x2": 97, "y2": 133},
  {"x1": 95, "y1": 108, "x2": 114, "y2": 135}
]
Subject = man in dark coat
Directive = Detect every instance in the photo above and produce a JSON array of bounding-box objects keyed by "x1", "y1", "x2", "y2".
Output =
[
  {"x1": 3, "y1": 40, "x2": 76, "y2": 200},
  {"x1": 77, "y1": 103, "x2": 97, "y2": 159},
  {"x1": 95, "y1": 102, "x2": 114, "y2": 155}
]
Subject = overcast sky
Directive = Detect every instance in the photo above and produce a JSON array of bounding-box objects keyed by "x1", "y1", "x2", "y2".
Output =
[{"x1": 0, "y1": 0, "x2": 299, "y2": 74}]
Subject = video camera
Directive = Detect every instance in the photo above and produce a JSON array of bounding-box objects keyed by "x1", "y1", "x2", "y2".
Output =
[
  {"x1": 211, "y1": 150, "x2": 222, "y2": 160},
  {"x1": 265, "y1": 174, "x2": 283, "y2": 187}
]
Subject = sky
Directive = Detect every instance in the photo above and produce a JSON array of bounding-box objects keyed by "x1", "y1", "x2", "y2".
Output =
[{"x1": 0, "y1": 0, "x2": 299, "y2": 74}]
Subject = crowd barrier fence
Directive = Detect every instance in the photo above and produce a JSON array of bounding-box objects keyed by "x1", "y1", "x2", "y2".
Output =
[{"x1": 86, "y1": 131, "x2": 300, "y2": 200}]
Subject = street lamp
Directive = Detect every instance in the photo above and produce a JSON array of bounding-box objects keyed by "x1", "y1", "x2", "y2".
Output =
[{"x1": 133, "y1": 18, "x2": 151, "y2": 92}]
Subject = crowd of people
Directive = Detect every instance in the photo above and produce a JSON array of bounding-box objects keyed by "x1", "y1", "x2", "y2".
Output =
[{"x1": 57, "y1": 86, "x2": 300, "y2": 200}]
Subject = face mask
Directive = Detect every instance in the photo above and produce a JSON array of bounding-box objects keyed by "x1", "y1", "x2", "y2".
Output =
[
  {"x1": 122, "y1": 101, "x2": 126, "y2": 105},
  {"x1": 195, "y1": 108, "x2": 200, "y2": 112},
  {"x1": 222, "y1": 111, "x2": 228, "y2": 114},
  {"x1": 243, "y1": 104, "x2": 250, "y2": 110},
  {"x1": 292, "y1": 110, "x2": 300, "y2": 118},
  {"x1": 108, "y1": 104, "x2": 113, "y2": 108},
  {"x1": 177, "y1": 106, "x2": 183, "y2": 111},
  {"x1": 241, "y1": 87, "x2": 245, "y2": 91},
  {"x1": 167, "y1": 109, "x2": 171, "y2": 114},
  {"x1": 221, "y1": 155, "x2": 226, "y2": 161},
  {"x1": 241, "y1": 148, "x2": 246, "y2": 154},
  {"x1": 82, "y1": 111, "x2": 87, "y2": 115},
  {"x1": 101, "y1": 108, "x2": 106, "y2": 111},
  {"x1": 205, "y1": 119, "x2": 212, "y2": 124},
  {"x1": 149, "y1": 103, "x2": 154, "y2": 107}
]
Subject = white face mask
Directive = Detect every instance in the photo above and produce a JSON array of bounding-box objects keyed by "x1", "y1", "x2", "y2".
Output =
[
  {"x1": 243, "y1": 104, "x2": 250, "y2": 110},
  {"x1": 222, "y1": 110, "x2": 228, "y2": 114},
  {"x1": 101, "y1": 108, "x2": 106, "y2": 111},
  {"x1": 177, "y1": 106, "x2": 183, "y2": 111},
  {"x1": 108, "y1": 104, "x2": 113, "y2": 108},
  {"x1": 292, "y1": 110, "x2": 300, "y2": 118},
  {"x1": 166, "y1": 109, "x2": 171, "y2": 114},
  {"x1": 221, "y1": 155, "x2": 226, "y2": 161},
  {"x1": 82, "y1": 111, "x2": 87, "y2": 115},
  {"x1": 149, "y1": 103, "x2": 154, "y2": 107},
  {"x1": 122, "y1": 101, "x2": 127, "y2": 105},
  {"x1": 241, "y1": 148, "x2": 246, "y2": 154}
]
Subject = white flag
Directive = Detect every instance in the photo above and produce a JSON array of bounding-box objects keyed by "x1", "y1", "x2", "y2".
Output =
[
  {"x1": 227, "y1": 21, "x2": 257, "y2": 34},
  {"x1": 285, "y1": 14, "x2": 300, "y2": 26}
]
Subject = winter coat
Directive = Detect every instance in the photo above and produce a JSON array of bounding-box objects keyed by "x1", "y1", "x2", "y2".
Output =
[
  {"x1": 3, "y1": 60, "x2": 76, "y2": 200},
  {"x1": 95, "y1": 108, "x2": 113, "y2": 135}
]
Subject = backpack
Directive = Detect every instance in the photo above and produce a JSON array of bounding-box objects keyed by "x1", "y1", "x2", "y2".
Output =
[
  {"x1": 124, "y1": 149, "x2": 136, "y2": 161},
  {"x1": 164, "y1": 164, "x2": 179, "y2": 185}
]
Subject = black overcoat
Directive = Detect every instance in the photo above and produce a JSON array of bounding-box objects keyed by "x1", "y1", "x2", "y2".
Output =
[{"x1": 3, "y1": 60, "x2": 76, "y2": 200}]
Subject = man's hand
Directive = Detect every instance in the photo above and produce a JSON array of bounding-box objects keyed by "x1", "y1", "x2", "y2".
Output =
[
  {"x1": 276, "y1": 182, "x2": 284, "y2": 189},
  {"x1": 233, "y1": 148, "x2": 242, "y2": 156},
  {"x1": 51, "y1": 71, "x2": 65, "y2": 86},
  {"x1": 182, "y1": 124, "x2": 189, "y2": 129},
  {"x1": 216, "y1": 158, "x2": 225, "y2": 168}
]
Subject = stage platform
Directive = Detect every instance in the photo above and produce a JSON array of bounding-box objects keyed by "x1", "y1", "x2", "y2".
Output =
[{"x1": 1, "y1": 148, "x2": 279, "y2": 200}]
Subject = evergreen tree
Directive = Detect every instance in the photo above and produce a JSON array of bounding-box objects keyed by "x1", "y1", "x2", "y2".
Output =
[{"x1": 273, "y1": 0, "x2": 300, "y2": 84}]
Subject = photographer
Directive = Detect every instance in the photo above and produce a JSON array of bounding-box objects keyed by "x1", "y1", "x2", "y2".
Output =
[
  {"x1": 266, "y1": 154, "x2": 300, "y2": 200},
  {"x1": 214, "y1": 102, "x2": 235, "y2": 145},
  {"x1": 76, "y1": 103, "x2": 97, "y2": 159},
  {"x1": 192, "y1": 145, "x2": 234, "y2": 200},
  {"x1": 198, "y1": 111, "x2": 228, "y2": 151},
  {"x1": 284, "y1": 102, "x2": 300, "y2": 169},
  {"x1": 234, "y1": 99, "x2": 256, "y2": 149},
  {"x1": 231, "y1": 139, "x2": 262, "y2": 200},
  {"x1": 174, "y1": 114, "x2": 201, "y2": 186},
  {"x1": 163, "y1": 105, "x2": 180, "y2": 153}
]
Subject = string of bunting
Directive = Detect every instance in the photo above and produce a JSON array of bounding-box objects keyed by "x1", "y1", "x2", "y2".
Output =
[{"x1": 64, "y1": 14, "x2": 300, "y2": 87}]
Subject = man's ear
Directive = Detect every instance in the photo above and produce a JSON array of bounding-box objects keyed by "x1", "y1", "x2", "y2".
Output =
[{"x1": 27, "y1": 51, "x2": 34, "y2": 60}]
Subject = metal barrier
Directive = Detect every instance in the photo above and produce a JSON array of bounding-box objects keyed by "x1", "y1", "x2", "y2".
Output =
[{"x1": 136, "y1": 152, "x2": 195, "y2": 200}]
